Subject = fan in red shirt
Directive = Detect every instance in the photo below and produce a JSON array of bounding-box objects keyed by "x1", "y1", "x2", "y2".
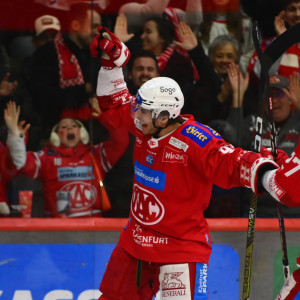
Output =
[{"x1": 4, "y1": 100, "x2": 129, "y2": 217}]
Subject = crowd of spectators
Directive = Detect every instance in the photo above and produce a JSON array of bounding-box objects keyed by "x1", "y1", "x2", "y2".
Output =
[{"x1": 0, "y1": 0, "x2": 299, "y2": 218}]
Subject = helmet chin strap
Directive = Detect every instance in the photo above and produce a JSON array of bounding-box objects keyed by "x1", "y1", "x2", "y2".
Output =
[
  {"x1": 152, "y1": 116, "x2": 170, "y2": 138},
  {"x1": 152, "y1": 118, "x2": 164, "y2": 138}
]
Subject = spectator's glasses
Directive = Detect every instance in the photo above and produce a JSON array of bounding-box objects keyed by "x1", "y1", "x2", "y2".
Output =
[{"x1": 270, "y1": 88, "x2": 285, "y2": 99}]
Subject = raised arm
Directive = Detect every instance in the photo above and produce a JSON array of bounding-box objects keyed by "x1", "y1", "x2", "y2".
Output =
[
  {"x1": 114, "y1": 13, "x2": 135, "y2": 43},
  {"x1": 175, "y1": 22, "x2": 221, "y2": 87},
  {"x1": 283, "y1": 71, "x2": 300, "y2": 110},
  {"x1": 4, "y1": 101, "x2": 29, "y2": 170}
]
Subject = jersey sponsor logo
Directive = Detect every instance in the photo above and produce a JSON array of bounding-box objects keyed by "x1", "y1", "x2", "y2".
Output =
[
  {"x1": 58, "y1": 166, "x2": 94, "y2": 181},
  {"x1": 162, "y1": 146, "x2": 188, "y2": 166},
  {"x1": 60, "y1": 181, "x2": 97, "y2": 212},
  {"x1": 205, "y1": 234, "x2": 211, "y2": 247},
  {"x1": 131, "y1": 184, "x2": 165, "y2": 225},
  {"x1": 169, "y1": 137, "x2": 189, "y2": 152},
  {"x1": 146, "y1": 154, "x2": 154, "y2": 165},
  {"x1": 181, "y1": 124, "x2": 212, "y2": 147},
  {"x1": 147, "y1": 149, "x2": 157, "y2": 156},
  {"x1": 135, "y1": 135, "x2": 143, "y2": 146},
  {"x1": 195, "y1": 263, "x2": 208, "y2": 297},
  {"x1": 270, "y1": 174, "x2": 286, "y2": 199},
  {"x1": 47, "y1": 148, "x2": 58, "y2": 156},
  {"x1": 160, "y1": 264, "x2": 191, "y2": 299},
  {"x1": 111, "y1": 78, "x2": 125, "y2": 89},
  {"x1": 201, "y1": 123, "x2": 222, "y2": 139},
  {"x1": 160, "y1": 86, "x2": 176, "y2": 95},
  {"x1": 134, "y1": 161, "x2": 166, "y2": 190},
  {"x1": 132, "y1": 224, "x2": 168, "y2": 246}
]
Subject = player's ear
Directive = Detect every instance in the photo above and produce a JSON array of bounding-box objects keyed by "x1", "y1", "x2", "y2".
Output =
[{"x1": 158, "y1": 111, "x2": 169, "y2": 126}]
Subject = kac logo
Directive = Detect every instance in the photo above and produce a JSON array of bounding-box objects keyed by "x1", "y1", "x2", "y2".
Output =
[
  {"x1": 131, "y1": 184, "x2": 165, "y2": 225},
  {"x1": 146, "y1": 155, "x2": 154, "y2": 165}
]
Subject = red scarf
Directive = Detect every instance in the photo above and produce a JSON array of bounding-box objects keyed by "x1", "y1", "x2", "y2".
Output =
[
  {"x1": 157, "y1": 44, "x2": 175, "y2": 71},
  {"x1": 248, "y1": 37, "x2": 300, "y2": 79},
  {"x1": 54, "y1": 32, "x2": 85, "y2": 89}
]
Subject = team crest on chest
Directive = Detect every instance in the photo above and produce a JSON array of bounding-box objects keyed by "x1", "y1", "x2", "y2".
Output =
[
  {"x1": 148, "y1": 138, "x2": 158, "y2": 148},
  {"x1": 131, "y1": 184, "x2": 165, "y2": 225}
]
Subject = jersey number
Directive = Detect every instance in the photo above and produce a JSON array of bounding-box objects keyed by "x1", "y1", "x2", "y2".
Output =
[{"x1": 284, "y1": 153, "x2": 300, "y2": 177}]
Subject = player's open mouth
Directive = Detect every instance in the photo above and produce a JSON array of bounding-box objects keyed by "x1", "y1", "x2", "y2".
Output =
[{"x1": 67, "y1": 133, "x2": 75, "y2": 140}]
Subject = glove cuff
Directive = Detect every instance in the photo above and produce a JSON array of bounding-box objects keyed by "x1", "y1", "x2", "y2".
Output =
[
  {"x1": 251, "y1": 157, "x2": 279, "y2": 195},
  {"x1": 114, "y1": 42, "x2": 130, "y2": 67}
]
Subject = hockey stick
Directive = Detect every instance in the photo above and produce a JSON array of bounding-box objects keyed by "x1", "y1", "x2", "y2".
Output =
[
  {"x1": 242, "y1": 21, "x2": 262, "y2": 300},
  {"x1": 253, "y1": 21, "x2": 290, "y2": 284},
  {"x1": 242, "y1": 21, "x2": 300, "y2": 300}
]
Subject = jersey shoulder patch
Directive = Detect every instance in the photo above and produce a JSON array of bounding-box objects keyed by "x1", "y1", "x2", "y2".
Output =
[
  {"x1": 46, "y1": 148, "x2": 58, "y2": 156},
  {"x1": 200, "y1": 123, "x2": 222, "y2": 139},
  {"x1": 180, "y1": 122, "x2": 220, "y2": 147}
]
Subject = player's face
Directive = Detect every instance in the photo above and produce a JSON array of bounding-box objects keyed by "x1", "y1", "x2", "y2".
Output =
[
  {"x1": 141, "y1": 21, "x2": 164, "y2": 56},
  {"x1": 284, "y1": 1, "x2": 300, "y2": 27},
  {"x1": 57, "y1": 118, "x2": 81, "y2": 148},
  {"x1": 135, "y1": 108, "x2": 158, "y2": 135},
  {"x1": 77, "y1": 9, "x2": 101, "y2": 47},
  {"x1": 129, "y1": 57, "x2": 159, "y2": 88},
  {"x1": 212, "y1": 43, "x2": 238, "y2": 75},
  {"x1": 270, "y1": 88, "x2": 291, "y2": 123}
]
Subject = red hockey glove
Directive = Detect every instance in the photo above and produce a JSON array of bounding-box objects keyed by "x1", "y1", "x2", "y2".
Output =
[
  {"x1": 260, "y1": 146, "x2": 289, "y2": 167},
  {"x1": 90, "y1": 26, "x2": 130, "y2": 69},
  {"x1": 240, "y1": 151, "x2": 278, "y2": 195},
  {"x1": 275, "y1": 269, "x2": 300, "y2": 300}
]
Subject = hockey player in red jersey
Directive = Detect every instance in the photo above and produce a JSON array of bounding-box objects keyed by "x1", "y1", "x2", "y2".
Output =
[
  {"x1": 263, "y1": 140, "x2": 300, "y2": 300},
  {"x1": 4, "y1": 100, "x2": 129, "y2": 217},
  {"x1": 90, "y1": 26, "x2": 285, "y2": 299},
  {"x1": 262, "y1": 138, "x2": 300, "y2": 207}
]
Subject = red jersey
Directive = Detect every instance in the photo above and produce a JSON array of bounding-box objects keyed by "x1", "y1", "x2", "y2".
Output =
[
  {"x1": 97, "y1": 68, "x2": 264, "y2": 263},
  {"x1": 19, "y1": 115, "x2": 129, "y2": 217},
  {"x1": 269, "y1": 139, "x2": 300, "y2": 208}
]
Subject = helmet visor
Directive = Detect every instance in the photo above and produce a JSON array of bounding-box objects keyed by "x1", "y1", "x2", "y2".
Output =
[{"x1": 130, "y1": 96, "x2": 140, "y2": 118}]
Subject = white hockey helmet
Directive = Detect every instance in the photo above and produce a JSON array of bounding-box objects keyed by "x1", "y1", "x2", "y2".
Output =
[{"x1": 136, "y1": 77, "x2": 184, "y2": 119}]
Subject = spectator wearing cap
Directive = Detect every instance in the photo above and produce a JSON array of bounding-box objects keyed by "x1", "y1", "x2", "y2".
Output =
[
  {"x1": 33, "y1": 15, "x2": 61, "y2": 48},
  {"x1": 237, "y1": 73, "x2": 300, "y2": 217},
  {"x1": 239, "y1": 73, "x2": 300, "y2": 155},
  {"x1": 23, "y1": 3, "x2": 102, "y2": 147}
]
